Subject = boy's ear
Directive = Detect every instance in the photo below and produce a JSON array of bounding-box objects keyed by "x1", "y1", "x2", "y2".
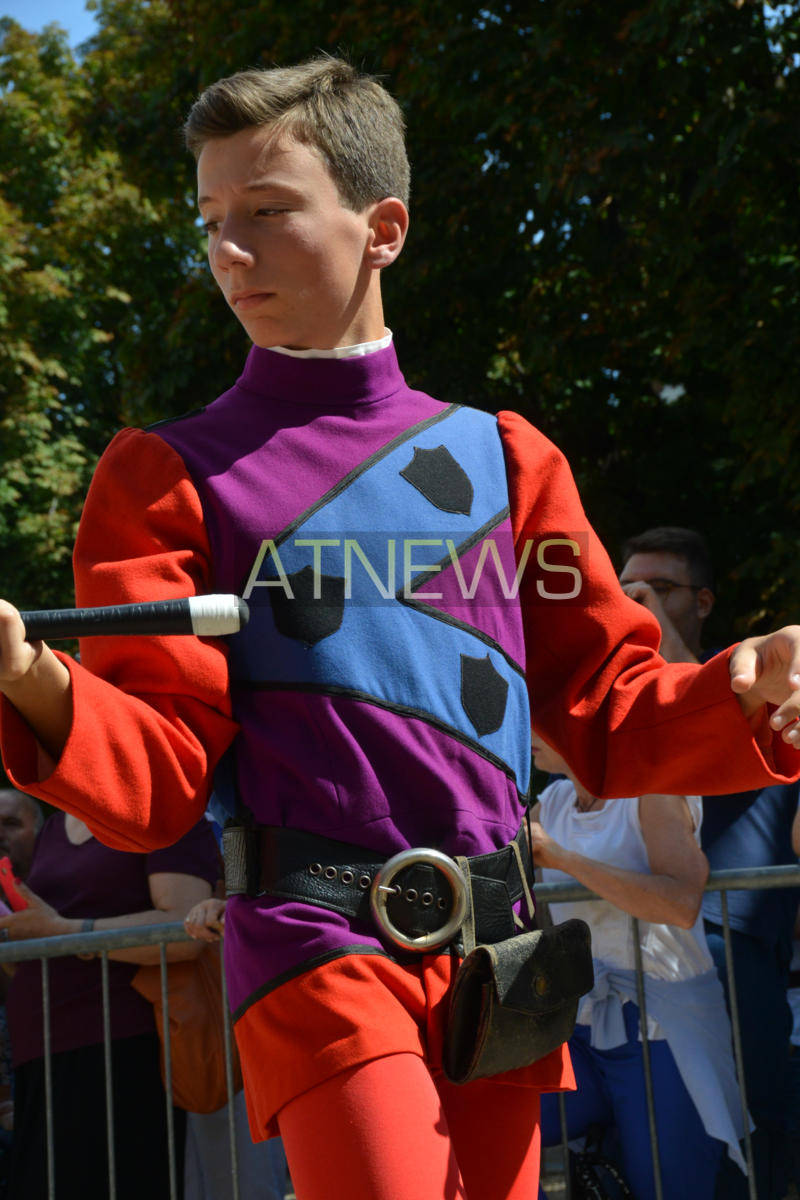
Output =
[{"x1": 365, "y1": 197, "x2": 409, "y2": 269}]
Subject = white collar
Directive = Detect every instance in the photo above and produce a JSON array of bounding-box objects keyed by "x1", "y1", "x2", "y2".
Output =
[{"x1": 268, "y1": 328, "x2": 393, "y2": 360}]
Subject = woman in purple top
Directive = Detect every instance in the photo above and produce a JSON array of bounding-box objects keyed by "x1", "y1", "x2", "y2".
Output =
[{"x1": 2, "y1": 810, "x2": 219, "y2": 1200}]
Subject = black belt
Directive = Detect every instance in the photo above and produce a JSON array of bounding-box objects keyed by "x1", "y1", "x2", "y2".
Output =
[{"x1": 222, "y1": 823, "x2": 535, "y2": 950}]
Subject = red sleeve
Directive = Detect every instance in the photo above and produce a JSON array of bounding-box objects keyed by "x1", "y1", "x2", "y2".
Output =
[
  {"x1": 0, "y1": 428, "x2": 238, "y2": 851},
  {"x1": 498, "y1": 410, "x2": 800, "y2": 795}
]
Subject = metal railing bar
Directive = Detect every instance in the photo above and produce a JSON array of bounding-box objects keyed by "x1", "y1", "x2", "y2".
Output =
[
  {"x1": 535, "y1": 864, "x2": 800, "y2": 906},
  {"x1": 720, "y1": 891, "x2": 758, "y2": 1200},
  {"x1": 220, "y1": 950, "x2": 241, "y2": 1200},
  {"x1": 0, "y1": 921, "x2": 190, "y2": 963},
  {"x1": 557, "y1": 1091, "x2": 572, "y2": 1200},
  {"x1": 702, "y1": 865, "x2": 800, "y2": 891},
  {"x1": 159, "y1": 943, "x2": 179, "y2": 1200},
  {"x1": 631, "y1": 916, "x2": 664, "y2": 1200},
  {"x1": 41, "y1": 956, "x2": 55, "y2": 1200},
  {"x1": 9, "y1": 865, "x2": 800, "y2": 1200},
  {"x1": 1, "y1": 865, "x2": 798, "y2": 965},
  {"x1": 100, "y1": 950, "x2": 117, "y2": 1200}
]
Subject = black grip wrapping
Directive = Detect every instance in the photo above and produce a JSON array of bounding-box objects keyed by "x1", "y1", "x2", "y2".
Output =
[{"x1": 22, "y1": 599, "x2": 193, "y2": 642}]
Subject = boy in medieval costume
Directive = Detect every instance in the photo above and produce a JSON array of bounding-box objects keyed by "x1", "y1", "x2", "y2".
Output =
[{"x1": 1, "y1": 57, "x2": 799, "y2": 1199}]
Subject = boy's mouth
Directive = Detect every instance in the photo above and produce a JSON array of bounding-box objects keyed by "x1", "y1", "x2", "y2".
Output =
[{"x1": 230, "y1": 290, "x2": 274, "y2": 310}]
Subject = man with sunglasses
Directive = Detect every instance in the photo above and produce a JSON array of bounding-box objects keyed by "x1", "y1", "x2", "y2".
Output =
[{"x1": 620, "y1": 525, "x2": 798, "y2": 1199}]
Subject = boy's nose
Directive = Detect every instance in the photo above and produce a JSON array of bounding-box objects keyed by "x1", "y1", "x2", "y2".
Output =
[{"x1": 213, "y1": 229, "x2": 255, "y2": 270}]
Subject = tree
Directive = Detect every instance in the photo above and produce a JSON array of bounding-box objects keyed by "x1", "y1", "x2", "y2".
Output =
[
  {"x1": 0, "y1": 21, "x2": 97, "y2": 608},
  {"x1": 2, "y1": 1, "x2": 799, "y2": 638},
  {"x1": 0, "y1": 16, "x2": 244, "y2": 607}
]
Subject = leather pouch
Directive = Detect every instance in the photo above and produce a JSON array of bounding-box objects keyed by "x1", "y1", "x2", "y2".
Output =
[{"x1": 443, "y1": 856, "x2": 594, "y2": 1084}]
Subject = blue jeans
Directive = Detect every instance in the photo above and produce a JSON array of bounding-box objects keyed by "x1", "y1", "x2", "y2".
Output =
[
  {"x1": 184, "y1": 1090, "x2": 289, "y2": 1200},
  {"x1": 704, "y1": 923, "x2": 791, "y2": 1200},
  {"x1": 540, "y1": 1004, "x2": 724, "y2": 1200}
]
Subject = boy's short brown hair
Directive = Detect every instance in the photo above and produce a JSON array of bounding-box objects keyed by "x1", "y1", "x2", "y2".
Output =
[{"x1": 184, "y1": 54, "x2": 410, "y2": 211}]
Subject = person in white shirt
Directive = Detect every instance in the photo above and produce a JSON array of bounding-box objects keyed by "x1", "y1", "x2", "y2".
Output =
[{"x1": 531, "y1": 729, "x2": 747, "y2": 1200}]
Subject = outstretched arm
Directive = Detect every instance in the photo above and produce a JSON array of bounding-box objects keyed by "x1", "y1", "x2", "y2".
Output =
[
  {"x1": 0, "y1": 428, "x2": 238, "y2": 851},
  {"x1": 0, "y1": 615, "x2": 71, "y2": 763},
  {"x1": 500, "y1": 410, "x2": 800, "y2": 797},
  {"x1": 729, "y1": 628, "x2": 800, "y2": 738}
]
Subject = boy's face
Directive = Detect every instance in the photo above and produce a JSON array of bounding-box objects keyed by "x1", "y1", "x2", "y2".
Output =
[{"x1": 197, "y1": 128, "x2": 380, "y2": 350}]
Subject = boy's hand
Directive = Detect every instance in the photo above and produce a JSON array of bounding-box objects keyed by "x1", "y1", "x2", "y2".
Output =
[
  {"x1": 0, "y1": 600, "x2": 73, "y2": 762},
  {"x1": 730, "y1": 626, "x2": 800, "y2": 745},
  {"x1": 0, "y1": 601, "x2": 42, "y2": 688}
]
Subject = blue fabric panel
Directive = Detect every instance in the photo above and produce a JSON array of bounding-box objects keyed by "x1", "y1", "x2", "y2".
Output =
[
  {"x1": 271, "y1": 405, "x2": 506, "y2": 553},
  {"x1": 231, "y1": 407, "x2": 531, "y2": 794}
]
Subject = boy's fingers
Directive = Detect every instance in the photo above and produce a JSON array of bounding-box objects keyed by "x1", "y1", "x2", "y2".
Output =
[
  {"x1": 777, "y1": 628, "x2": 800, "y2": 693},
  {"x1": 784, "y1": 723, "x2": 800, "y2": 747},
  {"x1": 771, "y1": 693, "x2": 800, "y2": 734},
  {"x1": 0, "y1": 601, "x2": 41, "y2": 682},
  {"x1": 729, "y1": 642, "x2": 757, "y2": 693}
]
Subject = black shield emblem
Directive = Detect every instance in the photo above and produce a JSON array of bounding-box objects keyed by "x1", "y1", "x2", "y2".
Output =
[
  {"x1": 460, "y1": 653, "x2": 508, "y2": 737},
  {"x1": 399, "y1": 445, "x2": 474, "y2": 515},
  {"x1": 269, "y1": 565, "x2": 345, "y2": 647}
]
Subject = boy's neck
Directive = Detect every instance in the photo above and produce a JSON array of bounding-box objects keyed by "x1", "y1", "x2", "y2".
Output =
[{"x1": 267, "y1": 328, "x2": 393, "y2": 361}]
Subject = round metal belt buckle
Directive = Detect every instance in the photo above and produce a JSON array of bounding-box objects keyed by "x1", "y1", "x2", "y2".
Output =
[{"x1": 369, "y1": 848, "x2": 468, "y2": 952}]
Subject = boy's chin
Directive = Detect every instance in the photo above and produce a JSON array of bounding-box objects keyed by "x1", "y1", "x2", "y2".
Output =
[
  {"x1": 244, "y1": 322, "x2": 309, "y2": 352},
  {"x1": 232, "y1": 310, "x2": 288, "y2": 350}
]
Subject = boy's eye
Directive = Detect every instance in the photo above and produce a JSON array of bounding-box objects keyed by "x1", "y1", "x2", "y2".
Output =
[{"x1": 200, "y1": 208, "x2": 285, "y2": 233}]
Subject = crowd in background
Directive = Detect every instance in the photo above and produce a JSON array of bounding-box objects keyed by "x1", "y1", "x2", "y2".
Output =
[
  {"x1": 0, "y1": 786, "x2": 289, "y2": 1200},
  {"x1": 535, "y1": 526, "x2": 800, "y2": 1200}
]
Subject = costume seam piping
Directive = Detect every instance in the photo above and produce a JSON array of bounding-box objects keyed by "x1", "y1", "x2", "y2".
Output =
[{"x1": 239, "y1": 681, "x2": 527, "y2": 794}]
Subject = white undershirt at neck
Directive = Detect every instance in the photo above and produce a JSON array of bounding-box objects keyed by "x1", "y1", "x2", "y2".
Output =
[{"x1": 268, "y1": 329, "x2": 393, "y2": 360}]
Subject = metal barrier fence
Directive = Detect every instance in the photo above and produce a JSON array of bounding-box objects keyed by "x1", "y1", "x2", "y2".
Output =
[
  {"x1": 535, "y1": 864, "x2": 800, "y2": 1200},
  {"x1": 0, "y1": 863, "x2": 797, "y2": 1200},
  {"x1": 0, "y1": 920, "x2": 243, "y2": 1200}
]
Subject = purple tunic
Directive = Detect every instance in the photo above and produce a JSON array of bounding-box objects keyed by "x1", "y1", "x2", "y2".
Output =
[{"x1": 153, "y1": 343, "x2": 531, "y2": 1017}]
